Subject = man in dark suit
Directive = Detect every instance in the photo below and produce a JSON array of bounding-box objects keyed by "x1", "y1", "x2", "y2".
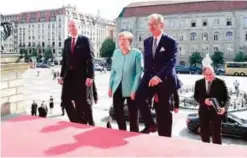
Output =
[
  {"x1": 135, "y1": 14, "x2": 178, "y2": 137},
  {"x1": 194, "y1": 66, "x2": 229, "y2": 145},
  {"x1": 31, "y1": 100, "x2": 38, "y2": 116},
  {"x1": 58, "y1": 19, "x2": 94, "y2": 124}
]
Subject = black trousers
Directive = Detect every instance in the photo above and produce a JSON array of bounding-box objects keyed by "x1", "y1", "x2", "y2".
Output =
[
  {"x1": 113, "y1": 84, "x2": 139, "y2": 132},
  {"x1": 31, "y1": 110, "x2": 37, "y2": 116},
  {"x1": 85, "y1": 105, "x2": 94, "y2": 126},
  {"x1": 62, "y1": 71, "x2": 93, "y2": 124},
  {"x1": 199, "y1": 108, "x2": 223, "y2": 144},
  {"x1": 136, "y1": 80, "x2": 173, "y2": 137},
  {"x1": 63, "y1": 99, "x2": 92, "y2": 124}
]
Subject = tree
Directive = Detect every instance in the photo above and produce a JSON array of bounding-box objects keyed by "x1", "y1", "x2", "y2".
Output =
[
  {"x1": 234, "y1": 51, "x2": 246, "y2": 62},
  {"x1": 211, "y1": 51, "x2": 224, "y2": 68},
  {"x1": 23, "y1": 49, "x2": 29, "y2": 62},
  {"x1": 100, "y1": 38, "x2": 115, "y2": 58},
  {"x1": 189, "y1": 52, "x2": 202, "y2": 66},
  {"x1": 19, "y1": 48, "x2": 25, "y2": 57},
  {"x1": 32, "y1": 48, "x2": 38, "y2": 57},
  {"x1": 44, "y1": 47, "x2": 53, "y2": 61}
]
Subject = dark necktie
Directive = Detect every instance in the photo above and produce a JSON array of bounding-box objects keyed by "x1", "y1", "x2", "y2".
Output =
[
  {"x1": 71, "y1": 38, "x2": 75, "y2": 54},
  {"x1": 152, "y1": 38, "x2": 157, "y2": 58},
  {"x1": 207, "y1": 81, "x2": 212, "y2": 94}
]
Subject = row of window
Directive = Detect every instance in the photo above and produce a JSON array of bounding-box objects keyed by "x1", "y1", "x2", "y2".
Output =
[
  {"x1": 189, "y1": 32, "x2": 232, "y2": 41},
  {"x1": 227, "y1": 63, "x2": 247, "y2": 68},
  {"x1": 21, "y1": 10, "x2": 63, "y2": 20},
  {"x1": 137, "y1": 32, "x2": 247, "y2": 42},
  {"x1": 19, "y1": 42, "x2": 62, "y2": 47},
  {"x1": 166, "y1": 17, "x2": 247, "y2": 29},
  {"x1": 190, "y1": 19, "x2": 232, "y2": 28}
]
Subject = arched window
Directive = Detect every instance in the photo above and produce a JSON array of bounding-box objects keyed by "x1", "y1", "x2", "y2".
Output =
[
  {"x1": 226, "y1": 31, "x2": 233, "y2": 40},
  {"x1": 202, "y1": 33, "x2": 208, "y2": 41},
  {"x1": 139, "y1": 35, "x2": 142, "y2": 42},
  {"x1": 190, "y1": 32, "x2": 196, "y2": 41},
  {"x1": 213, "y1": 32, "x2": 220, "y2": 41}
]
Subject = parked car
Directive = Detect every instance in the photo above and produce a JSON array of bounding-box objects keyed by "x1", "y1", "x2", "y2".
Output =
[
  {"x1": 216, "y1": 67, "x2": 225, "y2": 75},
  {"x1": 109, "y1": 102, "x2": 156, "y2": 122},
  {"x1": 175, "y1": 65, "x2": 191, "y2": 74},
  {"x1": 186, "y1": 113, "x2": 247, "y2": 139},
  {"x1": 36, "y1": 63, "x2": 50, "y2": 68},
  {"x1": 189, "y1": 66, "x2": 202, "y2": 74}
]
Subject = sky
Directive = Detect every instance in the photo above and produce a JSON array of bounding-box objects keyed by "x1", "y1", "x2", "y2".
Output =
[{"x1": 0, "y1": 0, "x2": 161, "y2": 20}]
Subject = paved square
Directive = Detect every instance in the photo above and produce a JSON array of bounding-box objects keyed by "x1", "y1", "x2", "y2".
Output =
[{"x1": 22, "y1": 66, "x2": 247, "y2": 146}]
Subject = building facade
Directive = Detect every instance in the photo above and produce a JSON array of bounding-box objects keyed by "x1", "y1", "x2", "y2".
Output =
[
  {"x1": 116, "y1": 1, "x2": 247, "y2": 64},
  {"x1": 1, "y1": 5, "x2": 116, "y2": 58}
]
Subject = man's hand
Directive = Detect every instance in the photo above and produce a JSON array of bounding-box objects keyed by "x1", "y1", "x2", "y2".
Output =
[
  {"x1": 58, "y1": 77, "x2": 63, "y2": 85},
  {"x1": 108, "y1": 89, "x2": 112, "y2": 98},
  {"x1": 148, "y1": 76, "x2": 162, "y2": 87},
  {"x1": 85, "y1": 78, "x2": 93, "y2": 87},
  {"x1": 204, "y1": 98, "x2": 212, "y2": 106},
  {"x1": 217, "y1": 107, "x2": 226, "y2": 115},
  {"x1": 130, "y1": 92, "x2": 135, "y2": 100},
  {"x1": 174, "y1": 108, "x2": 179, "y2": 113}
]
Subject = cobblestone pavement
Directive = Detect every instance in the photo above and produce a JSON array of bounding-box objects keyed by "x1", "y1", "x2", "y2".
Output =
[{"x1": 22, "y1": 67, "x2": 247, "y2": 146}]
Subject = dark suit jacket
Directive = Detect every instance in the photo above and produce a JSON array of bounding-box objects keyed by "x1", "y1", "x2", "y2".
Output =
[
  {"x1": 194, "y1": 78, "x2": 229, "y2": 112},
  {"x1": 31, "y1": 103, "x2": 38, "y2": 112},
  {"x1": 60, "y1": 35, "x2": 94, "y2": 100},
  {"x1": 60, "y1": 35, "x2": 94, "y2": 79},
  {"x1": 142, "y1": 34, "x2": 178, "y2": 92}
]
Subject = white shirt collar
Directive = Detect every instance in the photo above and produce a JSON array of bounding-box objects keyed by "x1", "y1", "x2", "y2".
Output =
[{"x1": 153, "y1": 32, "x2": 163, "y2": 46}]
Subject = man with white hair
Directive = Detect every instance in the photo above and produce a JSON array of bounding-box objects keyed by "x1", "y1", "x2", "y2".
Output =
[
  {"x1": 58, "y1": 19, "x2": 95, "y2": 124},
  {"x1": 135, "y1": 13, "x2": 179, "y2": 137},
  {"x1": 194, "y1": 65, "x2": 229, "y2": 145}
]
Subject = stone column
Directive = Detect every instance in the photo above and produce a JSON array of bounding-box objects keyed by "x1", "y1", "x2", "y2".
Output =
[{"x1": 1, "y1": 54, "x2": 29, "y2": 115}]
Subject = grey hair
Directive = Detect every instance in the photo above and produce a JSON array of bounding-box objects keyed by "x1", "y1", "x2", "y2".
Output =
[
  {"x1": 118, "y1": 31, "x2": 133, "y2": 44},
  {"x1": 202, "y1": 65, "x2": 214, "y2": 73},
  {"x1": 148, "y1": 13, "x2": 165, "y2": 24}
]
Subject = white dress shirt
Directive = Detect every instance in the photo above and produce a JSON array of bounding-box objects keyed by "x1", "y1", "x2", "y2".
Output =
[{"x1": 205, "y1": 79, "x2": 214, "y2": 94}]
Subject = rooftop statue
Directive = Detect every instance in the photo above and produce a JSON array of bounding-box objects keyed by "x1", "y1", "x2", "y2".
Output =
[{"x1": 202, "y1": 53, "x2": 212, "y2": 67}]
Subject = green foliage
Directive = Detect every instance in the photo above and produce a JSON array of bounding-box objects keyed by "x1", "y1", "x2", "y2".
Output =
[
  {"x1": 100, "y1": 38, "x2": 115, "y2": 58},
  {"x1": 44, "y1": 47, "x2": 53, "y2": 61},
  {"x1": 189, "y1": 52, "x2": 202, "y2": 66},
  {"x1": 234, "y1": 51, "x2": 247, "y2": 62},
  {"x1": 32, "y1": 48, "x2": 38, "y2": 57},
  {"x1": 211, "y1": 51, "x2": 224, "y2": 67}
]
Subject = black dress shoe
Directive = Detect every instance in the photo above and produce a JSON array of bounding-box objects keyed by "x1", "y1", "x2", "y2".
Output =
[{"x1": 140, "y1": 125, "x2": 157, "y2": 134}]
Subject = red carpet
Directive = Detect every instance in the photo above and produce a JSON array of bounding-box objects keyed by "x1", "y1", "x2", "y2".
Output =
[{"x1": 1, "y1": 115, "x2": 247, "y2": 157}]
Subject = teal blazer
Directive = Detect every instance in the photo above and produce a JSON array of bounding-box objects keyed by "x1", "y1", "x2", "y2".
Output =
[{"x1": 109, "y1": 48, "x2": 143, "y2": 97}]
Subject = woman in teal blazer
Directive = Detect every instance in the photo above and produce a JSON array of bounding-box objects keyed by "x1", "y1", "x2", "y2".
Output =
[{"x1": 108, "y1": 31, "x2": 143, "y2": 132}]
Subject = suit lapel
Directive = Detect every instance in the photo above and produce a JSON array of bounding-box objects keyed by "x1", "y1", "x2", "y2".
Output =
[
  {"x1": 149, "y1": 37, "x2": 154, "y2": 62},
  {"x1": 68, "y1": 37, "x2": 72, "y2": 55},
  {"x1": 208, "y1": 79, "x2": 216, "y2": 96},
  {"x1": 202, "y1": 78, "x2": 207, "y2": 95},
  {"x1": 74, "y1": 36, "x2": 80, "y2": 50},
  {"x1": 154, "y1": 34, "x2": 164, "y2": 60}
]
